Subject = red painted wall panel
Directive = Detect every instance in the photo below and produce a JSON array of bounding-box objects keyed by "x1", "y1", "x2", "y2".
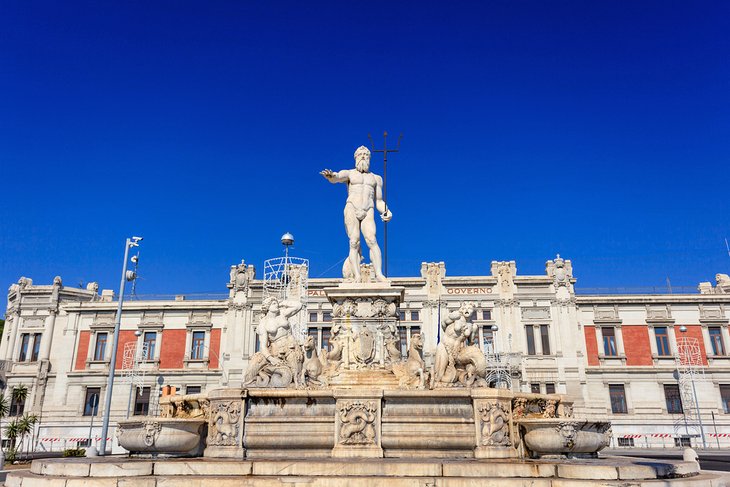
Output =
[
  {"x1": 622, "y1": 326, "x2": 653, "y2": 366},
  {"x1": 115, "y1": 330, "x2": 139, "y2": 369},
  {"x1": 584, "y1": 326, "x2": 599, "y2": 366},
  {"x1": 209, "y1": 329, "x2": 221, "y2": 369},
  {"x1": 679, "y1": 325, "x2": 708, "y2": 365},
  {"x1": 75, "y1": 330, "x2": 91, "y2": 370},
  {"x1": 160, "y1": 329, "x2": 187, "y2": 369}
]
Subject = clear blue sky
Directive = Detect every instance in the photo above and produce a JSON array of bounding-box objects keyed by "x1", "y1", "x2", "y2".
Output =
[{"x1": 1, "y1": 1, "x2": 728, "y2": 295}]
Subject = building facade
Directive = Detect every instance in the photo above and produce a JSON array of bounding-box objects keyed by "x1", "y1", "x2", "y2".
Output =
[{"x1": 3, "y1": 258, "x2": 730, "y2": 453}]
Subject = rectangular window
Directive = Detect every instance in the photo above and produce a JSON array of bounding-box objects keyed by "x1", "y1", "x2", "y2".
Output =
[
  {"x1": 603, "y1": 327, "x2": 618, "y2": 356},
  {"x1": 609, "y1": 384, "x2": 628, "y2": 413},
  {"x1": 399, "y1": 311, "x2": 406, "y2": 321},
  {"x1": 720, "y1": 384, "x2": 730, "y2": 414},
  {"x1": 133, "y1": 387, "x2": 151, "y2": 416},
  {"x1": 530, "y1": 383, "x2": 541, "y2": 394},
  {"x1": 674, "y1": 437, "x2": 691, "y2": 447},
  {"x1": 321, "y1": 327, "x2": 331, "y2": 351},
  {"x1": 322, "y1": 311, "x2": 332, "y2": 323},
  {"x1": 618, "y1": 438, "x2": 634, "y2": 447},
  {"x1": 709, "y1": 327, "x2": 725, "y2": 356},
  {"x1": 540, "y1": 325, "x2": 551, "y2": 355},
  {"x1": 399, "y1": 327, "x2": 408, "y2": 357},
  {"x1": 254, "y1": 328, "x2": 261, "y2": 353},
  {"x1": 9, "y1": 389, "x2": 25, "y2": 416},
  {"x1": 526, "y1": 326, "x2": 536, "y2": 355},
  {"x1": 545, "y1": 383, "x2": 556, "y2": 394},
  {"x1": 655, "y1": 327, "x2": 671, "y2": 356},
  {"x1": 143, "y1": 332, "x2": 157, "y2": 360},
  {"x1": 309, "y1": 312, "x2": 318, "y2": 322},
  {"x1": 482, "y1": 310, "x2": 492, "y2": 321},
  {"x1": 186, "y1": 385, "x2": 202, "y2": 395},
  {"x1": 31, "y1": 334, "x2": 41, "y2": 361},
  {"x1": 190, "y1": 331, "x2": 205, "y2": 360},
  {"x1": 664, "y1": 384, "x2": 683, "y2": 414},
  {"x1": 83, "y1": 387, "x2": 101, "y2": 416},
  {"x1": 482, "y1": 326, "x2": 494, "y2": 353},
  {"x1": 93, "y1": 332, "x2": 108, "y2": 361},
  {"x1": 410, "y1": 311, "x2": 420, "y2": 322},
  {"x1": 18, "y1": 334, "x2": 30, "y2": 362}
]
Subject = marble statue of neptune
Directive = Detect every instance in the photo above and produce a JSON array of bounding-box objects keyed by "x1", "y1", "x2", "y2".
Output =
[{"x1": 321, "y1": 146, "x2": 392, "y2": 282}]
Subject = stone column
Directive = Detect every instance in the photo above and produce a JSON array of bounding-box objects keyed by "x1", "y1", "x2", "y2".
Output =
[
  {"x1": 204, "y1": 388, "x2": 247, "y2": 459},
  {"x1": 332, "y1": 388, "x2": 383, "y2": 458},
  {"x1": 472, "y1": 388, "x2": 519, "y2": 459},
  {"x1": 39, "y1": 309, "x2": 58, "y2": 360}
]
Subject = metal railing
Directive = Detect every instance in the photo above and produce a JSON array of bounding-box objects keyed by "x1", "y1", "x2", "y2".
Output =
[
  {"x1": 576, "y1": 286, "x2": 699, "y2": 295},
  {"x1": 124, "y1": 293, "x2": 229, "y2": 301}
]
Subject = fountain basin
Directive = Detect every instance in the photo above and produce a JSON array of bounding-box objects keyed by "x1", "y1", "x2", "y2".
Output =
[
  {"x1": 117, "y1": 417, "x2": 206, "y2": 457},
  {"x1": 517, "y1": 419, "x2": 611, "y2": 458}
]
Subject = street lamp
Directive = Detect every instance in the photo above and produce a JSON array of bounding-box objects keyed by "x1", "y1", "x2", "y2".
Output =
[
  {"x1": 99, "y1": 236, "x2": 142, "y2": 456},
  {"x1": 678, "y1": 325, "x2": 707, "y2": 449}
]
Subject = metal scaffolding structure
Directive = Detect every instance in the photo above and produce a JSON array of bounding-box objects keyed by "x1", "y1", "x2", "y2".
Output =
[
  {"x1": 263, "y1": 256, "x2": 309, "y2": 343},
  {"x1": 121, "y1": 340, "x2": 149, "y2": 389},
  {"x1": 674, "y1": 336, "x2": 707, "y2": 447}
]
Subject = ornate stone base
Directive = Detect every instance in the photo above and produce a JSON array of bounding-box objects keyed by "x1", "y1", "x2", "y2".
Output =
[
  {"x1": 203, "y1": 388, "x2": 246, "y2": 459},
  {"x1": 332, "y1": 389, "x2": 384, "y2": 458},
  {"x1": 324, "y1": 283, "x2": 405, "y2": 370}
]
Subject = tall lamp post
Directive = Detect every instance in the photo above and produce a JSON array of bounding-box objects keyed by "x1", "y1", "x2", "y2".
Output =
[{"x1": 99, "y1": 236, "x2": 142, "y2": 456}]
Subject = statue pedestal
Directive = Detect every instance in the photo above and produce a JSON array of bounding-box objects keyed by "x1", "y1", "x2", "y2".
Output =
[{"x1": 324, "y1": 283, "x2": 405, "y2": 370}]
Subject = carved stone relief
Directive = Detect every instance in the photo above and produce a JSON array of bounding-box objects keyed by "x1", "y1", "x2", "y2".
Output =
[
  {"x1": 477, "y1": 401, "x2": 511, "y2": 447},
  {"x1": 337, "y1": 401, "x2": 378, "y2": 445},
  {"x1": 208, "y1": 401, "x2": 242, "y2": 447}
]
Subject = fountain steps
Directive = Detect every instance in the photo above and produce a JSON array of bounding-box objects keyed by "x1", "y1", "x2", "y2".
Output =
[{"x1": 7, "y1": 456, "x2": 728, "y2": 487}]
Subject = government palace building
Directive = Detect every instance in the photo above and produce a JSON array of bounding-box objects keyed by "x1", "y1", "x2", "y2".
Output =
[{"x1": 3, "y1": 257, "x2": 730, "y2": 453}]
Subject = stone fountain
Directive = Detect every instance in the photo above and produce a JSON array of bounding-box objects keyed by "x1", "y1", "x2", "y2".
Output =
[{"x1": 9, "y1": 145, "x2": 724, "y2": 486}]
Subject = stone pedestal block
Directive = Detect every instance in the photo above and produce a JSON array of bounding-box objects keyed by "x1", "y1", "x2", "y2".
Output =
[
  {"x1": 204, "y1": 388, "x2": 246, "y2": 459},
  {"x1": 472, "y1": 388, "x2": 519, "y2": 459},
  {"x1": 324, "y1": 283, "x2": 405, "y2": 370},
  {"x1": 332, "y1": 389, "x2": 383, "y2": 458}
]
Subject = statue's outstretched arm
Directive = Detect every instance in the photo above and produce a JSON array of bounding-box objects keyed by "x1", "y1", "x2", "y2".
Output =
[{"x1": 320, "y1": 168, "x2": 349, "y2": 184}]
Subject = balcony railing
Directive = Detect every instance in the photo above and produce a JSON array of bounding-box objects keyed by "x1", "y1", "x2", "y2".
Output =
[{"x1": 576, "y1": 286, "x2": 698, "y2": 295}]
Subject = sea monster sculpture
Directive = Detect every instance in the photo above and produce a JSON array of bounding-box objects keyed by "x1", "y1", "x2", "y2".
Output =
[{"x1": 432, "y1": 302, "x2": 488, "y2": 388}]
